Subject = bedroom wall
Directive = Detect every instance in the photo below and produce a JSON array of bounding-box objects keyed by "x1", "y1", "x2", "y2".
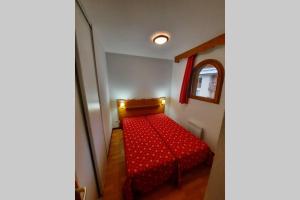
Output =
[
  {"x1": 93, "y1": 27, "x2": 113, "y2": 150},
  {"x1": 204, "y1": 115, "x2": 225, "y2": 200},
  {"x1": 168, "y1": 46, "x2": 225, "y2": 152},
  {"x1": 106, "y1": 53, "x2": 173, "y2": 128}
]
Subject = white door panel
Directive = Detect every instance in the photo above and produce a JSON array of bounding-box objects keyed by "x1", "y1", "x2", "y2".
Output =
[
  {"x1": 76, "y1": 83, "x2": 98, "y2": 200},
  {"x1": 75, "y1": 1, "x2": 107, "y2": 193}
]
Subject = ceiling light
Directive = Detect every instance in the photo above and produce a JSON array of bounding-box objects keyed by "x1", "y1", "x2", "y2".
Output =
[{"x1": 152, "y1": 34, "x2": 170, "y2": 45}]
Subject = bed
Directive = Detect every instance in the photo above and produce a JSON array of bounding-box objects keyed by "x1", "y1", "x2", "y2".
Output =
[
  {"x1": 146, "y1": 113, "x2": 214, "y2": 182},
  {"x1": 118, "y1": 98, "x2": 213, "y2": 199},
  {"x1": 122, "y1": 116, "x2": 178, "y2": 199}
]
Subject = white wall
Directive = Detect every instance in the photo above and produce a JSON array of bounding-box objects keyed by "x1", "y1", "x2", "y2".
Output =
[
  {"x1": 204, "y1": 115, "x2": 225, "y2": 200},
  {"x1": 106, "y1": 53, "x2": 173, "y2": 127},
  {"x1": 168, "y1": 46, "x2": 225, "y2": 152},
  {"x1": 93, "y1": 26, "x2": 113, "y2": 150}
]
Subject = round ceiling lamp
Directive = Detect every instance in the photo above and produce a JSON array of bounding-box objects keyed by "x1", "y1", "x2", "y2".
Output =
[{"x1": 151, "y1": 32, "x2": 170, "y2": 45}]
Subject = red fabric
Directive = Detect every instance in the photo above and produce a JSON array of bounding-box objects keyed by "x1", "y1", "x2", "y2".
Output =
[
  {"x1": 146, "y1": 113, "x2": 214, "y2": 182},
  {"x1": 122, "y1": 114, "x2": 213, "y2": 198},
  {"x1": 179, "y1": 55, "x2": 196, "y2": 104},
  {"x1": 122, "y1": 116, "x2": 177, "y2": 200}
]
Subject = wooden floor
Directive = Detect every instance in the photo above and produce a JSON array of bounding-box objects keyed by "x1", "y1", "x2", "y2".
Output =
[{"x1": 103, "y1": 129, "x2": 211, "y2": 200}]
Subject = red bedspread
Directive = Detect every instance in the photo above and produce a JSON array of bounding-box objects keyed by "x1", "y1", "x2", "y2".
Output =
[
  {"x1": 146, "y1": 114, "x2": 214, "y2": 176},
  {"x1": 122, "y1": 116, "x2": 177, "y2": 199}
]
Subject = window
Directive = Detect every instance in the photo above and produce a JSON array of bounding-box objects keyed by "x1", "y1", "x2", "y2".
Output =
[
  {"x1": 190, "y1": 59, "x2": 224, "y2": 104},
  {"x1": 197, "y1": 77, "x2": 202, "y2": 89}
]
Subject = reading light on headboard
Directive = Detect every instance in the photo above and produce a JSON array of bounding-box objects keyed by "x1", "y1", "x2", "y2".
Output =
[
  {"x1": 119, "y1": 100, "x2": 125, "y2": 108},
  {"x1": 160, "y1": 97, "x2": 166, "y2": 105}
]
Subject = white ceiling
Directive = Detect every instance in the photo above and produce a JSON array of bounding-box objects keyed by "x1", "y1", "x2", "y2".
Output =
[{"x1": 79, "y1": 0, "x2": 224, "y2": 60}]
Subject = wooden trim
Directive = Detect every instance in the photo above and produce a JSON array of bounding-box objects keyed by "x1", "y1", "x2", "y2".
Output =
[
  {"x1": 190, "y1": 95, "x2": 220, "y2": 104},
  {"x1": 190, "y1": 59, "x2": 224, "y2": 104},
  {"x1": 175, "y1": 33, "x2": 225, "y2": 63}
]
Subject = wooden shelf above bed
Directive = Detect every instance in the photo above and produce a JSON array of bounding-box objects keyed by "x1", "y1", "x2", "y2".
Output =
[{"x1": 125, "y1": 104, "x2": 160, "y2": 109}]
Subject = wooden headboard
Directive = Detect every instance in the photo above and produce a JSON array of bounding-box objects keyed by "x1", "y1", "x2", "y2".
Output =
[{"x1": 117, "y1": 98, "x2": 165, "y2": 128}]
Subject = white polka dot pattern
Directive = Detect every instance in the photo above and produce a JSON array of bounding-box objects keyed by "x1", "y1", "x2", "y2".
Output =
[
  {"x1": 122, "y1": 114, "x2": 214, "y2": 200},
  {"x1": 146, "y1": 113, "x2": 214, "y2": 173},
  {"x1": 122, "y1": 116, "x2": 177, "y2": 200}
]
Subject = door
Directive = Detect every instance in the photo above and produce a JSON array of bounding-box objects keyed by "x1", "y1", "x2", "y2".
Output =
[
  {"x1": 75, "y1": 1, "x2": 107, "y2": 194},
  {"x1": 76, "y1": 81, "x2": 99, "y2": 200}
]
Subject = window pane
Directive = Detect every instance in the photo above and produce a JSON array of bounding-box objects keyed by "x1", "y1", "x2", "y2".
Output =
[{"x1": 195, "y1": 65, "x2": 218, "y2": 99}]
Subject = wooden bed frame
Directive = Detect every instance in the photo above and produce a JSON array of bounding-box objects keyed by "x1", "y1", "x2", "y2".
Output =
[{"x1": 117, "y1": 98, "x2": 165, "y2": 128}]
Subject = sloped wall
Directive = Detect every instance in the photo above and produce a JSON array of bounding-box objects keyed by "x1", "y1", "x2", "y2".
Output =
[{"x1": 168, "y1": 46, "x2": 225, "y2": 152}]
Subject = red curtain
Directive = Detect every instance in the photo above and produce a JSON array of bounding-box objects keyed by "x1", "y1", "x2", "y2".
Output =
[{"x1": 179, "y1": 55, "x2": 196, "y2": 104}]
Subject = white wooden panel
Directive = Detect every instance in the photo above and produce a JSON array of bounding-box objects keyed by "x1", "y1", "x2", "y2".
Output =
[
  {"x1": 76, "y1": 83, "x2": 98, "y2": 200},
  {"x1": 75, "y1": 1, "x2": 107, "y2": 192}
]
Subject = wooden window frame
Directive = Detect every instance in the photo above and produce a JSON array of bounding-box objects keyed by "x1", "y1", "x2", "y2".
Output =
[{"x1": 190, "y1": 59, "x2": 224, "y2": 104}]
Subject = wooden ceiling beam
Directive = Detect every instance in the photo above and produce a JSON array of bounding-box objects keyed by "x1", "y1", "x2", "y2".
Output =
[{"x1": 174, "y1": 33, "x2": 225, "y2": 63}]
